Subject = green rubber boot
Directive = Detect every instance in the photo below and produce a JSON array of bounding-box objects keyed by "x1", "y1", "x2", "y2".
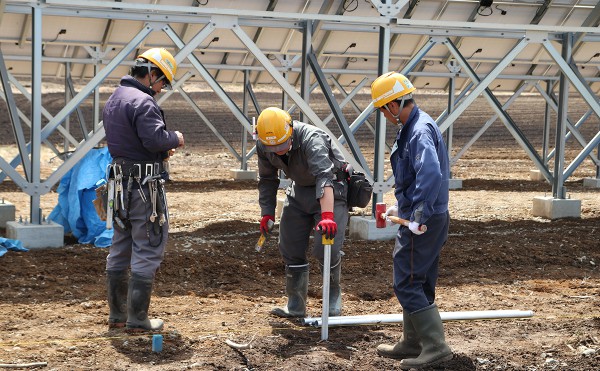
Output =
[
  {"x1": 106, "y1": 270, "x2": 128, "y2": 329},
  {"x1": 126, "y1": 273, "x2": 164, "y2": 332},
  {"x1": 271, "y1": 264, "x2": 309, "y2": 318},
  {"x1": 376, "y1": 311, "x2": 421, "y2": 359},
  {"x1": 400, "y1": 304, "x2": 453, "y2": 369}
]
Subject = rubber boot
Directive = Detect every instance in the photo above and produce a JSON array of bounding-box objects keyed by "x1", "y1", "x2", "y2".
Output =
[
  {"x1": 376, "y1": 311, "x2": 421, "y2": 359},
  {"x1": 399, "y1": 304, "x2": 453, "y2": 369},
  {"x1": 126, "y1": 273, "x2": 164, "y2": 332},
  {"x1": 327, "y1": 260, "x2": 342, "y2": 316},
  {"x1": 106, "y1": 270, "x2": 128, "y2": 329},
  {"x1": 271, "y1": 264, "x2": 309, "y2": 318}
]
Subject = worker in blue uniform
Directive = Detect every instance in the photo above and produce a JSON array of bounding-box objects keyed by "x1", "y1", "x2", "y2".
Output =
[{"x1": 371, "y1": 72, "x2": 453, "y2": 369}]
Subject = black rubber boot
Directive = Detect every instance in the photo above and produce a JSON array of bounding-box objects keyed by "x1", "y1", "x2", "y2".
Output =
[
  {"x1": 376, "y1": 311, "x2": 421, "y2": 359},
  {"x1": 399, "y1": 304, "x2": 453, "y2": 369},
  {"x1": 126, "y1": 273, "x2": 164, "y2": 332},
  {"x1": 327, "y1": 259, "x2": 342, "y2": 316},
  {"x1": 106, "y1": 270, "x2": 128, "y2": 329},
  {"x1": 271, "y1": 264, "x2": 309, "y2": 318}
]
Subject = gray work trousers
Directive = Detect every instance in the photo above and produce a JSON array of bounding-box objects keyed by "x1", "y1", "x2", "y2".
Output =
[
  {"x1": 105, "y1": 183, "x2": 168, "y2": 278},
  {"x1": 278, "y1": 183, "x2": 349, "y2": 266}
]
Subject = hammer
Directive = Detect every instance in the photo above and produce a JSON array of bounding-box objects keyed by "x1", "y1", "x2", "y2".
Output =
[{"x1": 375, "y1": 202, "x2": 427, "y2": 233}]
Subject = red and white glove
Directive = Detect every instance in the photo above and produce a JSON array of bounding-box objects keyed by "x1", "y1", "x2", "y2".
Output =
[
  {"x1": 408, "y1": 221, "x2": 425, "y2": 235},
  {"x1": 260, "y1": 215, "x2": 275, "y2": 235},
  {"x1": 317, "y1": 212, "x2": 337, "y2": 240}
]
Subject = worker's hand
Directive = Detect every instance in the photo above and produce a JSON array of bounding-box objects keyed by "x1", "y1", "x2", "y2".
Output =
[
  {"x1": 408, "y1": 221, "x2": 425, "y2": 235},
  {"x1": 175, "y1": 131, "x2": 185, "y2": 147},
  {"x1": 384, "y1": 204, "x2": 398, "y2": 218},
  {"x1": 317, "y1": 211, "x2": 337, "y2": 240},
  {"x1": 260, "y1": 215, "x2": 275, "y2": 235},
  {"x1": 383, "y1": 204, "x2": 398, "y2": 226}
]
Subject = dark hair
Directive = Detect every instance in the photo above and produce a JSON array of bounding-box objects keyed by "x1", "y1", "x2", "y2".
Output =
[{"x1": 130, "y1": 57, "x2": 165, "y2": 80}]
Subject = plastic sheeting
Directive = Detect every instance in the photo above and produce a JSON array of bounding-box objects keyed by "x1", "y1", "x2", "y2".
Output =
[
  {"x1": 49, "y1": 147, "x2": 113, "y2": 247},
  {"x1": 0, "y1": 237, "x2": 28, "y2": 257}
]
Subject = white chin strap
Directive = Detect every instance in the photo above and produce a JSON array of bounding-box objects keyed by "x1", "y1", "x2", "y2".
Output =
[{"x1": 384, "y1": 93, "x2": 412, "y2": 125}]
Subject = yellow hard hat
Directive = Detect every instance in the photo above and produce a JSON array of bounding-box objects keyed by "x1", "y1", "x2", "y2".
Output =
[
  {"x1": 256, "y1": 107, "x2": 293, "y2": 152},
  {"x1": 371, "y1": 72, "x2": 416, "y2": 108},
  {"x1": 138, "y1": 48, "x2": 177, "y2": 84}
]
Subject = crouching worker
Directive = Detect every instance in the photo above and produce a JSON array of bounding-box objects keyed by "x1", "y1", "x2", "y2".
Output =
[
  {"x1": 103, "y1": 48, "x2": 184, "y2": 332},
  {"x1": 371, "y1": 72, "x2": 453, "y2": 369},
  {"x1": 255, "y1": 107, "x2": 349, "y2": 318}
]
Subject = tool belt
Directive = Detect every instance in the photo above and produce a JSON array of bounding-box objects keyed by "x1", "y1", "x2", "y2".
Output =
[
  {"x1": 112, "y1": 158, "x2": 168, "y2": 183},
  {"x1": 102, "y1": 160, "x2": 168, "y2": 232}
]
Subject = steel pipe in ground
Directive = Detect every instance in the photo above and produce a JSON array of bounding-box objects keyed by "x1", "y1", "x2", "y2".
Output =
[{"x1": 302, "y1": 310, "x2": 534, "y2": 327}]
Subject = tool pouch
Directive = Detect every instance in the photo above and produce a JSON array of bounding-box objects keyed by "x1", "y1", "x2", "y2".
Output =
[
  {"x1": 346, "y1": 170, "x2": 373, "y2": 209},
  {"x1": 93, "y1": 183, "x2": 108, "y2": 221}
]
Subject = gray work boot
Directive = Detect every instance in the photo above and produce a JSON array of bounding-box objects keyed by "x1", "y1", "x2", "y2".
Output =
[
  {"x1": 399, "y1": 304, "x2": 453, "y2": 369},
  {"x1": 106, "y1": 270, "x2": 128, "y2": 329},
  {"x1": 376, "y1": 311, "x2": 421, "y2": 359},
  {"x1": 271, "y1": 264, "x2": 309, "y2": 318},
  {"x1": 126, "y1": 273, "x2": 164, "y2": 332},
  {"x1": 326, "y1": 260, "x2": 342, "y2": 316}
]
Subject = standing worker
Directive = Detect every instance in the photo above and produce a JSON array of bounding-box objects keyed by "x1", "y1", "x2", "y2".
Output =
[
  {"x1": 256, "y1": 107, "x2": 349, "y2": 318},
  {"x1": 103, "y1": 48, "x2": 184, "y2": 332},
  {"x1": 371, "y1": 72, "x2": 453, "y2": 368}
]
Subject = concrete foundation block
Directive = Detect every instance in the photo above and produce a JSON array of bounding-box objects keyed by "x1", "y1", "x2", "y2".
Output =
[
  {"x1": 529, "y1": 169, "x2": 546, "y2": 181},
  {"x1": 0, "y1": 200, "x2": 16, "y2": 228},
  {"x1": 6, "y1": 221, "x2": 64, "y2": 249},
  {"x1": 583, "y1": 178, "x2": 600, "y2": 188},
  {"x1": 449, "y1": 178, "x2": 463, "y2": 190},
  {"x1": 532, "y1": 196, "x2": 581, "y2": 220},
  {"x1": 229, "y1": 169, "x2": 257, "y2": 181},
  {"x1": 348, "y1": 215, "x2": 398, "y2": 241}
]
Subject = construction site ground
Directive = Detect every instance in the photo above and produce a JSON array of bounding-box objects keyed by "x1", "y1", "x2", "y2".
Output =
[{"x1": 0, "y1": 91, "x2": 599, "y2": 370}]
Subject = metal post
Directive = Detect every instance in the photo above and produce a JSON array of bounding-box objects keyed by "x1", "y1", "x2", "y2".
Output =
[
  {"x1": 372, "y1": 24, "x2": 390, "y2": 215},
  {"x1": 553, "y1": 33, "x2": 572, "y2": 199},
  {"x1": 542, "y1": 81, "x2": 553, "y2": 166},
  {"x1": 300, "y1": 20, "x2": 312, "y2": 123},
  {"x1": 446, "y1": 75, "x2": 455, "y2": 177},
  {"x1": 241, "y1": 70, "x2": 249, "y2": 171},
  {"x1": 30, "y1": 5, "x2": 42, "y2": 225},
  {"x1": 64, "y1": 62, "x2": 71, "y2": 155},
  {"x1": 321, "y1": 235, "x2": 333, "y2": 341}
]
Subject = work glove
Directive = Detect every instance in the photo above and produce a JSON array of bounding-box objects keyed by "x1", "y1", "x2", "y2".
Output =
[
  {"x1": 317, "y1": 211, "x2": 337, "y2": 240},
  {"x1": 260, "y1": 215, "x2": 275, "y2": 235},
  {"x1": 383, "y1": 204, "x2": 399, "y2": 226},
  {"x1": 408, "y1": 221, "x2": 425, "y2": 235}
]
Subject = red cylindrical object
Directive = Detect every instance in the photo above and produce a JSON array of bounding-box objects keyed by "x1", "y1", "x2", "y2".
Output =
[{"x1": 375, "y1": 202, "x2": 387, "y2": 228}]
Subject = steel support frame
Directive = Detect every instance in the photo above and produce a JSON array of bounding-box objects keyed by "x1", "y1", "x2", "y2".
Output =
[{"x1": 0, "y1": 0, "x2": 599, "y2": 223}]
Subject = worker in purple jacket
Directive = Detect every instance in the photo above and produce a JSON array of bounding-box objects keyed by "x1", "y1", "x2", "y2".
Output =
[{"x1": 103, "y1": 48, "x2": 184, "y2": 332}]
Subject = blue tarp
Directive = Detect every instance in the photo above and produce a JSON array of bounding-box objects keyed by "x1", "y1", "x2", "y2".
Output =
[
  {"x1": 0, "y1": 237, "x2": 28, "y2": 257},
  {"x1": 48, "y1": 147, "x2": 113, "y2": 248}
]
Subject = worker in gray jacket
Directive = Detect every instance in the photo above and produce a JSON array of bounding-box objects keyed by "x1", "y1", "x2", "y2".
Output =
[
  {"x1": 256, "y1": 107, "x2": 349, "y2": 318},
  {"x1": 103, "y1": 48, "x2": 184, "y2": 332}
]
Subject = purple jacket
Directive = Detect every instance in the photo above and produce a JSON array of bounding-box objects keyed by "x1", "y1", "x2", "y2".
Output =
[{"x1": 103, "y1": 75, "x2": 179, "y2": 162}]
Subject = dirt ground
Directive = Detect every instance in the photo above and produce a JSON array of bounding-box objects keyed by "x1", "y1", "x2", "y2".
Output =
[{"x1": 0, "y1": 90, "x2": 599, "y2": 370}]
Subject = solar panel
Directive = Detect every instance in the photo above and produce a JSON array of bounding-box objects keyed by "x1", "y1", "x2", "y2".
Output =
[{"x1": 1, "y1": 0, "x2": 599, "y2": 223}]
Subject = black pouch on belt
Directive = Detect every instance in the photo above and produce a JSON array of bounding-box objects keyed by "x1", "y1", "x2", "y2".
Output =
[{"x1": 346, "y1": 170, "x2": 373, "y2": 209}]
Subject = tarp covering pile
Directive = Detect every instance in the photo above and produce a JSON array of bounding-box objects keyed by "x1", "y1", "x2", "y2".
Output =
[{"x1": 49, "y1": 147, "x2": 113, "y2": 248}]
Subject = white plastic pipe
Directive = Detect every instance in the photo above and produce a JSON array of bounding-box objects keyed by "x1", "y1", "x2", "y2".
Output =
[{"x1": 303, "y1": 309, "x2": 534, "y2": 327}]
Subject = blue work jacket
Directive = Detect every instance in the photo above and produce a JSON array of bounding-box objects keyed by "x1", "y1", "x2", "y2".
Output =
[{"x1": 390, "y1": 105, "x2": 450, "y2": 224}]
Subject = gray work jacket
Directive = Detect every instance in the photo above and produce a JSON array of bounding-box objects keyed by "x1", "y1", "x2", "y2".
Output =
[{"x1": 257, "y1": 122, "x2": 347, "y2": 217}]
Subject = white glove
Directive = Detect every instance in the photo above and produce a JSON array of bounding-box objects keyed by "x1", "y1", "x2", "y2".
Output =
[
  {"x1": 408, "y1": 221, "x2": 425, "y2": 235},
  {"x1": 382, "y1": 205, "x2": 399, "y2": 227},
  {"x1": 384, "y1": 205, "x2": 398, "y2": 218}
]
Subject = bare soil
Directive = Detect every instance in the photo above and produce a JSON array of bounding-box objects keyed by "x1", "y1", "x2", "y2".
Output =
[{"x1": 1, "y1": 91, "x2": 599, "y2": 370}]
